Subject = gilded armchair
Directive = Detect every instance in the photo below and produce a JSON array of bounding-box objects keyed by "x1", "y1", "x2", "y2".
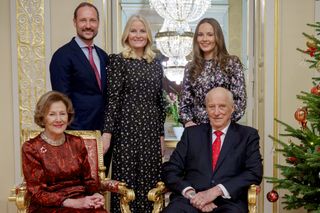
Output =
[
  {"x1": 148, "y1": 182, "x2": 259, "y2": 213},
  {"x1": 8, "y1": 129, "x2": 135, "y2": 213}
]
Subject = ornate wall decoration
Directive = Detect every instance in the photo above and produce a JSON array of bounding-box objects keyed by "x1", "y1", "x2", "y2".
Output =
[{"x1": 16, "y1": 0, "x2": 46, "y2": 130}]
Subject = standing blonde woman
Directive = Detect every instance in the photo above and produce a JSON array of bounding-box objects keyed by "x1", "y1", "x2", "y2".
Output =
[
  {"x1": 102, "y1": 15, "x2": 166, "y2": 212},
  {"x1": 179, "y1": 18, "x2": 247, "y2": 127}
]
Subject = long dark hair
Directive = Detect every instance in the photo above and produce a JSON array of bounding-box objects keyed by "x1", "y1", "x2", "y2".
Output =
[{"x1": 189, "y1": 18, "x2": 230, "y2": 82}]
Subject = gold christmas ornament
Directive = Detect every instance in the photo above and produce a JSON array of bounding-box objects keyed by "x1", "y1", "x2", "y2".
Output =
[{"x1": 306, "y1": 39, "x2": 317, "y2": 49}]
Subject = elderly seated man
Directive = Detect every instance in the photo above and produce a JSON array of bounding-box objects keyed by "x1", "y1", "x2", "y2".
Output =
[{"x1": 162, "y1": 87, "x2": 263, "y2": 213}]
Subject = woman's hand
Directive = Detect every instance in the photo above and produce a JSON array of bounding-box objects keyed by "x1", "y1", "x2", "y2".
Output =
[
  {"x1": 62, "y1": 193, "x2": 105, "y2": 209},
  {"x1": 101, "y1": 133, "x2": 112, "y2": 154},
  {"x1": 91, "y1": 193, "x2": 105, "y2": 207},
  {"x1": 185, "y1": 121, "x2": 197, "y2": 127}
]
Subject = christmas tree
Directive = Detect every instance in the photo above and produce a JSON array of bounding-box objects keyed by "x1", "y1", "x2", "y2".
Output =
[{"x1": 265, "y1": 22, "x2": 320, "y2": 212}]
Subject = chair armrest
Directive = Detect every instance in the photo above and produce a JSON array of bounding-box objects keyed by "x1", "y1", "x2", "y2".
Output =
[
  {"x1": 147, "y1": 181, "x2": 168, "y2": 213},
  {"x1": 248, "y1": 184, "x2": 258, "y2": 213},
  {"x1": 148, "y1": 182, "x2": 260, "y2": 213},
  {"x1": 8, "y1": 182, "x2": 28, "y2": 213},
  {"x1": 100, "y1": 178, "x2": 135, "y2": 213}
]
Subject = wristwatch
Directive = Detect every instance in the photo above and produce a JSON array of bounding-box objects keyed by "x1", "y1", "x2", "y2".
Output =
[{"x1": 188, "y1": 191, "x2": 196, "y2": 199}]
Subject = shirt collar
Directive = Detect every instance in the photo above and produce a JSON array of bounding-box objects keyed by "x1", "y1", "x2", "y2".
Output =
[
  {"x1": 212, "y1": 122, "x2": 231, "y2": 136},
  {"x1": 75, "y1": 36, "x2": 94, "y2": 48}
]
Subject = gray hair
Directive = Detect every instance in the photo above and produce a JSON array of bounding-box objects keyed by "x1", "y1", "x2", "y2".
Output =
[{"x1": 205, "y1": 87, "x2": 234, "y2": 106}]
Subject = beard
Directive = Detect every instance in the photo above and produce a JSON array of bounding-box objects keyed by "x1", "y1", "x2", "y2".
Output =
[{"x1": 77, "y1": 29, "x2": 98, "y2": 42}]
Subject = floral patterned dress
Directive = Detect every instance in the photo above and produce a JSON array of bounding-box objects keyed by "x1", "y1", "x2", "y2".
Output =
[
  {"x1": 103, "y1": 53, "x2": 166, "y2": 213},
  {"x1": 179, "y1": 56, "x2": 247, "y2": 124},
  {"x1": 22, "y1": 133, "x2": 107, "y2": 213}
]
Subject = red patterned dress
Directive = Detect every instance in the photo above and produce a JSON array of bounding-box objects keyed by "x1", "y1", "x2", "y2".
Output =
[{"x1": 22, "y1": 133, "x2": 107, "y2": 213}]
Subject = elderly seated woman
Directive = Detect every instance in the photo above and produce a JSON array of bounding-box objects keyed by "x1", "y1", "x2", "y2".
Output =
[{"x1": 22, "y1": 91, "x2": 107, "y2": 213}]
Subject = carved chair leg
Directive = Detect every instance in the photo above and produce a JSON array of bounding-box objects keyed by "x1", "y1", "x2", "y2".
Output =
[
  {"x1": 248, "y1": 184, "x2": 257, "y2": 213},
  {"x1": 8, "y1": 184, "x2": 28, "y2": 213},
  {"x1": 148, "y1": 182, "x2": 167, "y2": 213},
  {"x1": 118, "y1": 183, "x2": 135, "y2": 213}
]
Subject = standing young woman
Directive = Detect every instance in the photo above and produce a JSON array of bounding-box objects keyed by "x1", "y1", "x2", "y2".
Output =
[
  {"x1": 102, "y1": 15, "x2": 166, "y2": 212},
  {"x1": 179, "y1": 18, "x2": 247, "y2": 127}
]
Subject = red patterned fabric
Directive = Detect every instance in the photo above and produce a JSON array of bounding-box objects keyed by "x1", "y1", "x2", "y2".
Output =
[
  {"x1": 83, "y1": 139, "x2": 98, "y2": 183},
  {"x1": 101, "y1": 179, "x2": 119, "y2": 193},
  {"x1": 22, "y1": 133, "x2": 107, "y2": 213}
]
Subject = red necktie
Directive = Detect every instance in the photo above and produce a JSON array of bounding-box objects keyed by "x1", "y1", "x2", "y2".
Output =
[
  {"x1": 87, "y1": 46, "x2": 101, "y2": 90},
  {"x1": 212, "y1": 130, "x2": 223, "y2": 170}
]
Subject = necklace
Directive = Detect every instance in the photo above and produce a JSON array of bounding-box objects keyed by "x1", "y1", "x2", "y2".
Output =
[{"x1": 40, "y1": 132, "x2": 66, "y2": 146}]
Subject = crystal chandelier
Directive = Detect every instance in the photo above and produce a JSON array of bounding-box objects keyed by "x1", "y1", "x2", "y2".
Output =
[
  {"x1": 155, "y1": 20, "x2": 192, "y2": 84},
  {"x1": 150, "y1": 0, "x2": 211, "y2": 84},
  {"x1": 155, "y1": 31, "x2": 193, "y2": 58},
  {"x1": 150, "y1": 0, "x2": 211, "y2": 24},
  {"x1": 164, "y1": 66, "x2": 185, "y2": 85},
  {"x1": 162, "y1": 57, "x2": 187, "y2": 85},
  {"x1": 155, "y1": 19, "x2": 193, "y2": 59}
]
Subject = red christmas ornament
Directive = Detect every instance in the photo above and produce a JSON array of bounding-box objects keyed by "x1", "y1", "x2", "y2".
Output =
[
  {"x1": 294, "y1": 107, "x2": 307, "y2": 128},
  {"x1": 294, "y1": 107, "x2": 307, "y2": 121},
  {"x1": 305, "y1": 47, "x2": 317, "y2": 57},
  {"x1": 267, "y1": 190, "x2": 279, "y2": 202},
  {"x1": 287, "y1": 156, "x2": 297, "y2": 164},
  {"x1": 311, "y1": 85, "x2": 320, "y2": 96}
]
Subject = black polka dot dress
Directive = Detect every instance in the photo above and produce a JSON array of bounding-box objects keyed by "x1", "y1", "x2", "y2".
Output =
[{"x1": 103, "y1": 53, "x2": 166, "y2": 213}]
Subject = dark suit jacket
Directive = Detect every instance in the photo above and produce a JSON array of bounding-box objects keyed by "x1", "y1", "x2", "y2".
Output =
[
  {"x1": 162, "y1": 122, "x2": 263, "y2": 211},
  {"x1": 50, "y1": 37, "x2": 109, "y2": 131}
]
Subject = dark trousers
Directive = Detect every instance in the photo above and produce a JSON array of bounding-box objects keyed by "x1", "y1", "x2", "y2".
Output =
[{"x1": 163, "y1": 195, "x2": 247, "y2": 213}]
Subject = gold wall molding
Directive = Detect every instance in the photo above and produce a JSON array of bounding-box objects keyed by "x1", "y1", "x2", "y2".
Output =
[
  {"x1": 272, "y1": 0, "x2": 279, "y2": 212},
  {"x1": 255, "y1": 0, "x2": 279, "y2": 212},
  {"x1": 16, "y1": 0, "x2": 46, "y2": 130}
]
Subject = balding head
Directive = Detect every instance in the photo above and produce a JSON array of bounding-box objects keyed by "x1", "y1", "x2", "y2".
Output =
[{"x1": 205, "y1": 87, "x2": 235, "y2": 130}]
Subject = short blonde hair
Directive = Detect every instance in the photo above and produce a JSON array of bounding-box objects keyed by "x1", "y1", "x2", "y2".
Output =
[
  {"x1": 34, "y1": 91, "x2": 74, "y2": 128},
  {"x1": 121, "y1": 15, "x2": 155, "y2": 63}
]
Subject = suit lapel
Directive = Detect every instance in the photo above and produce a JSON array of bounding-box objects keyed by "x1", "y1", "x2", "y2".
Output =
[
  {"x1": 201, "y1": 124, "x2": 213, "y2": 172},
  {"x1": 70, "y1": 38, "x2": 102, "y2": 92},
  {"x1": 213, "y1": 122, "x2": 238, "y2": 173},
  {"x1": 70, "y1": 38, "x2": 92, "y2": 69}
]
